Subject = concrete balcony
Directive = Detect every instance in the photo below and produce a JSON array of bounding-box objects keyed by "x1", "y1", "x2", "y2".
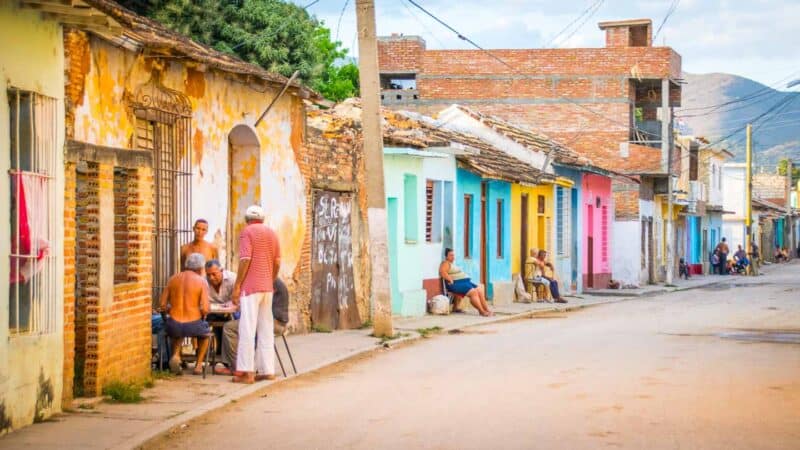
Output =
[{"x1": 380, "y1": 89, "x2": 419, "y2": 105}]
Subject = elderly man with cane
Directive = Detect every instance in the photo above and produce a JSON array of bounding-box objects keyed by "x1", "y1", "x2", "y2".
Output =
[{"x1": 231, "y1": 205, "x2": 281, "y2": 384}]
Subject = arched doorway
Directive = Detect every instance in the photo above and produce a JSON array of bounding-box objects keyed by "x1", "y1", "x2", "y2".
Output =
[{"x1": 227, "y1": 125, "x2": 260, "y2": 272}]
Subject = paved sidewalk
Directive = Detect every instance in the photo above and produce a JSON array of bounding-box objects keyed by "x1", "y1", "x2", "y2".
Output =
[{"x1": 0, "y1": 271, "x2": 748, "y2": 450}]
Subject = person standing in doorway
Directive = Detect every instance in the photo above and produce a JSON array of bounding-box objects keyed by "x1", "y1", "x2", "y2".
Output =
[
  {"x1": 715, "y1": 237, "x2": 729, "y2": 275},
  {"x1": 231, "y1": 205, "x2": 281, "y2": 384},
  {"x1": 181, "y1": 219, "x2": 218, "y2": 270}
]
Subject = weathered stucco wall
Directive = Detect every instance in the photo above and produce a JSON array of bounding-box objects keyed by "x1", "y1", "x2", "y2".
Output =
[
  {"x1": 69, "y1": 36, "x2": 307, "y2": 281},
  {"x1": 0, "y1": 4, "x2": 65, "y2": 433}
]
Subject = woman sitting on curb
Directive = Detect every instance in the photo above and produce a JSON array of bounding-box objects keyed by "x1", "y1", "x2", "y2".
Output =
[{"x1": 439, "y1": 248, "x2": 493, "y2": 317}]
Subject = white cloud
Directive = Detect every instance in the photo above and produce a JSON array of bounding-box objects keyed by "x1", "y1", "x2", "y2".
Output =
[{"x1": 302, "y1": 0, "x2": 800, "y2": 86}]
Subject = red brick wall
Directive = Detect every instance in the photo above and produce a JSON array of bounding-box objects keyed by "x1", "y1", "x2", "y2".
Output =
[
  {"x1": 605, "y1": 27, "x2": 631, "y2": 47},
  {"x1": 377, "y1": 36, "x2": 426, "y2": 73},
  {"x1": 291, "y1": 109, "x2": 371, "y2": 331},
  {"x1": 63, "y1": 164, "x2": 77, "y2": 404},
  {"x1": 613, "y1": 181, "x2": 640, "y2": 220}
]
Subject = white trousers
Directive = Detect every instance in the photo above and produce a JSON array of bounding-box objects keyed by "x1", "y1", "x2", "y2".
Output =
[{"x1": 236, "y1": 292, "x2": 275, "y2": 374}]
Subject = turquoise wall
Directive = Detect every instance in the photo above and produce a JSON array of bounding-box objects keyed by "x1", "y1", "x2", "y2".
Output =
[
  {"x1": 554, "y1": 165, "x2": 583, "y2": 293},
  {"x1": 485, "y1": 181, "x2": 512, "y2": 299}
]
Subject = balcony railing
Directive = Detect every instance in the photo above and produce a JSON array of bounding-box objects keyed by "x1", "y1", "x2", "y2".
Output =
[
  {"x1": 380, "y1": 89, "x2": 419, "y2": 105},
  {"x1": 630, "y1": 120, "x2": 665, "y2": 148}
]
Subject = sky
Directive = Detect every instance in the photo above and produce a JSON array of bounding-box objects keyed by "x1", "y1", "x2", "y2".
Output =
[{"x1": 302, "y1": 0, "x2": 800, "y2": 90}]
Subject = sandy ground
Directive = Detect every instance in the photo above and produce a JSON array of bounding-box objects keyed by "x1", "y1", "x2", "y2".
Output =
[{"x1": 145, "y1": 265, "x2": 800, "y2": 450}]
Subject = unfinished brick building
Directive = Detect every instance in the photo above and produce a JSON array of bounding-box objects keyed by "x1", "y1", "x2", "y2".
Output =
[{"x1": 378, "y1": 19, "x2": 683, "y2": 286}]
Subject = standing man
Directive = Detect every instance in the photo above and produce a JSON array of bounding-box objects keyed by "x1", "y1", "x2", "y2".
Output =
[
  {"x1": 181, "y1": 219, "x2": 218, "y2": 269},
  {"x1": 715, "y1": 237, "x2": 729, "y2": 275},
  {"x1": 749, "y1": 240, "x2": 760, "y2": 276},
  {"x1": 232, "y1": 205, "x2": 281, "y2": 384},
  {"x1": 158, "y1": 253, "x2": 211, "y2": 375}
]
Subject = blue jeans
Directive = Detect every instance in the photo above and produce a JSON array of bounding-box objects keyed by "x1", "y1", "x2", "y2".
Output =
[{"x1": 544, "y1": 277, "x2": 560, "y2": 299}]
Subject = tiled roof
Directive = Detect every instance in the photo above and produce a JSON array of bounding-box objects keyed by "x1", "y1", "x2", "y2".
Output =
[
  {"x1": 452, "y1": 106, "x2": 598, "y2": 169},
  {"x1": 308, "y1": 100, "x2": 553, "y2": 185}
]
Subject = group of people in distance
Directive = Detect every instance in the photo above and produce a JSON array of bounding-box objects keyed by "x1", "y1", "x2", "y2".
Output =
[
  {"x1": 439, "y1": 246, "x2": 567, "y2": 316},
  {"x1": 155, "y1": 205, "x2": 281, "y2": 384}
]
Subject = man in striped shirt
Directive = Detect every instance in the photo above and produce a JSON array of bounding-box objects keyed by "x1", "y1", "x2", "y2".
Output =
[{"x1": 231, "y1": 205, "x2": 281, "y2": 384}]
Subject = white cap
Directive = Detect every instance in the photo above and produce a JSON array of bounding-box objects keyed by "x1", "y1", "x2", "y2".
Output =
[{"x1": 245, "y1": 205, "x2": 265, "y2": 220}]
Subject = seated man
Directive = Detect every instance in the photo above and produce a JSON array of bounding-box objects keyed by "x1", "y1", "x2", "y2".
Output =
[
  {"x1": 158, "y1": 253, "x2": 211, "y2": 375},
  {"x1": 733, "y1": 245, "x2": 750, "y2": 271},
  {"x1": 535, "y1": 250, "x2": 567, "y2": 303},
  {"x1": 525, "y1": 248, "x2": 551, "y2": 302},
  {"x1": 775, "y1": 246, "x2": 787, "y2": 262},
  {"x1": 205, "y1": 260, "x2": 236, "y2": 366},
  {"x1": 214, "y1": 278, "x2": 290, "y2": 376}
]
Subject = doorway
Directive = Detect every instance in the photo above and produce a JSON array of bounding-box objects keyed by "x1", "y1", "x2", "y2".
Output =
[
  {"x1": 310, "y1": 190, "x2": 360, "y2": 330},
  {"x1": 587, "y1": 204, "x2": 594, "y2": 288},
  {"x1": 480, "y1": 182, "x2": 488, "y2": 287},
  {"x1": 227, "y1": 125, "x2": 260, "y2": 272},
  {"x1": 520, "y1": 194, "x2": 529, "y2": 273}
]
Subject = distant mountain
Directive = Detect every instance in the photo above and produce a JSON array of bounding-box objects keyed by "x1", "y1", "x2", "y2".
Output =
[{"x1": 676, "y1": 72, "x2": 800, "y2": 168}]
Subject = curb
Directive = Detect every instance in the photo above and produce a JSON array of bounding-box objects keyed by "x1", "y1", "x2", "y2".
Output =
[{"x1": 129, "y1": 276, "x2": 728, "y2": 449}]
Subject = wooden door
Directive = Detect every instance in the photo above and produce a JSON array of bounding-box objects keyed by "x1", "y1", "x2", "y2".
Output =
[
  {"x1": 480, "y1": 182, "x2": 488, "y2": 287},
  {"x1": 520, "y1": 194, "x2": 529, "y2": 272},
  {"x1": 311, "y1": 190, "x2": 361, "y2": 330}
]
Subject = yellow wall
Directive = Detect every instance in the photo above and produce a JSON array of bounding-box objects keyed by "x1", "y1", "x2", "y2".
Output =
[
  {"x1": 71, "y1": 37, "x2": 307, "y2": 279},
  {"x1": 0, "y1": 3, "x2": 66, "y2": 431},
  {"x1": 510, "y1": 183, "x2": 554, "y2": 275}
]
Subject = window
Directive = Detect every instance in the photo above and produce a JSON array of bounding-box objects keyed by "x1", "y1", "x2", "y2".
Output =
[
  {"x1": 131, "y1": 73, "x2": 192, "y2": 301},
  {"x1": 601, "y1": 205, "x2": 609, "y2": 263},
  {"x1": 464, "y1": 195, "x2": 472, "y2": 258},
  {"x1": 403, "y1": 174, "x2": 418, "y2": 243},
  {"x1": 556, "y1": 187, "x2": 571, "y2": 257},
  {"x1": 496, "y1": 199, "x2": 504, "y2": 258},
  {"x1": 8, "y1": 89, "x2": 58, "y2": 334},
  {"x1": 425, "y1": 180, "x2": 444, "y2": 243},
  {"x1": 537, "y1": 195, "x2": 546, "y2": 214}
]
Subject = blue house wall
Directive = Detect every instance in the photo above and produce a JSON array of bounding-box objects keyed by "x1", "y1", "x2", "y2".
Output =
[
  {"x1": 455, "y1": 168, "x2": 483, "y2": 284},
  {"x1": 485, "y1": 180, "x2": 512, "y2": 299},
  {"x1": 554, "y1": 165, "x2": 583, "y2": 293}
]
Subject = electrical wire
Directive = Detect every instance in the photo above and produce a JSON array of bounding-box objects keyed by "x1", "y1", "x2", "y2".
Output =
[
  {"x1": 653, "y1": 0, "x2": 679, "y2": 42},
  {"x1": 335, "y1": 0, "x2": 350, "y2": 42},
  {"x1": 551, "y1": 0, "x2": 604, "y2": 48},
  {"x1": 546, "y1": 0, "x2": 603, "y2": 48},
  {"x1": 400, "y1": 0, "x2": 448, "y2": 48}
]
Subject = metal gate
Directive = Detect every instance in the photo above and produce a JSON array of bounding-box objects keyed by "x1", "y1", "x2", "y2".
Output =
[
  {"x1": 311, "y1": 190, "x2": 360, "y2": 330},
  {"x1": 131, "y1": 71, "x2": 193, "y2": 304}
]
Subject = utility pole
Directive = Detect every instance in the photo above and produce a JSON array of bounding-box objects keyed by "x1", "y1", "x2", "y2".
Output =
[
  {"x1": 356, "y1": 0, "x2": 393, "y2": 337},
  {"x1": 663, "y1": 78, "x2": 674, "y2": 285},
  {"x1": 745, "y1": 124, "x2": 753, "y2": 260}
]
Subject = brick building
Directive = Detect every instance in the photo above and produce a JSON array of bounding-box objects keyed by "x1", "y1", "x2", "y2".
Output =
[
  {"x1": 51, "y1": 0, "x2": 371, "y2": 410},
  {"x1": 377, "y1": 18, "x2": 683, "y2": 286}
]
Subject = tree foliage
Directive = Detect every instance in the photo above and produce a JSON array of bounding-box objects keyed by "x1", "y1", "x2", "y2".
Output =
[
  {"x1": 118, "y1": 0, "x2": 358, "y2": 101},
  {"x1": 777, "y1": 158, "x2": 800, "y2": 184}
]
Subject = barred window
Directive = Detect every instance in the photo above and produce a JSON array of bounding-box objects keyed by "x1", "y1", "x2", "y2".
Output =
[
  {"x1": 556, "y1": 187, "x2": 571, "y2": 257},
  {"x1": 601, "y1": 205, "x2": 609, "y2": 263},
  {"x1": 8, "y1": 89, "x2": 58, "y2": 335}
]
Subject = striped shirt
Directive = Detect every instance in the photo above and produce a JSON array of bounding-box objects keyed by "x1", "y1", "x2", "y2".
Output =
[{"x1": 239, "y1": 223, "x2": 280, "y2": 295}]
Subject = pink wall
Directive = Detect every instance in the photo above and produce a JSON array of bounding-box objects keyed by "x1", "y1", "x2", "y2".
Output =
[{"x1": 582, "y1": 174, "x2": 613, "y2": 283}]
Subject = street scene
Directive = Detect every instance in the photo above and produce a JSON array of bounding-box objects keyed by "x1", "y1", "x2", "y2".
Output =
[{"x1": 1, "y1": 0, "x2": 799, "y2": 448}]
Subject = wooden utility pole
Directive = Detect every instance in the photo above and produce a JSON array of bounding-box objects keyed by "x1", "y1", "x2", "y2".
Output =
[
  {"x1": 356, "y1": 0, "x2": 393, "y2": 337},
  {"x1": 745, "y1": 124, "x2": 753, "y2": 258},
  {"x1": 663, "y1": 78, "x2": 674, "y2": 284}
]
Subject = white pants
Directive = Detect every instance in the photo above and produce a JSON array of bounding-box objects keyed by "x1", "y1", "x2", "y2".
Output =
[{"x1": 236, "y1": 292, "x2": 275, "y2": 374}]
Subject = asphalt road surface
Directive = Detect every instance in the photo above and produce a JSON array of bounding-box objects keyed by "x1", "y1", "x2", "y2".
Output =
[{"x1": 148, "y1": 263, "x2": 800, "y2": 450}]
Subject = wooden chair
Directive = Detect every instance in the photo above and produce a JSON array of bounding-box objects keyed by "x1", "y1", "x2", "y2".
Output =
[{"x1": 524, "y1": 260, "x2": 552, "y2": 302}]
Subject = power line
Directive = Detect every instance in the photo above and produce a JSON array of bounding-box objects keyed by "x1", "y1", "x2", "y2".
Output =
[
  {"x1": 653, "y1": 0, "x2": 679, "y2": 42},
  {"x1": 335, "y1": 0, "x2": 350, "y2": 42},
  {"x1": 404, "y1": 0, "x2": 516, "y2": 71},
  {"x1": 552, "y1": 0, "x2": 604, "y2": 48},
  {"x1": 675, "y1": 69, "x2": 800, "y2": 116},
  {"x1": 546, "y1": 0, "x2": 603, "y2": 48},
  {"x1": 400, "y1": 0, "x2": 447, "y2": 48}
]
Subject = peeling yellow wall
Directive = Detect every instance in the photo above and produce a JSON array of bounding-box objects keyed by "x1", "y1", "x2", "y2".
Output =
[
  {"x1": 72, "y1": 38, "x2": 307, "y2": 277},
  {"x1": 0, "y1": 3, "x2": 65, "y2": 433}
]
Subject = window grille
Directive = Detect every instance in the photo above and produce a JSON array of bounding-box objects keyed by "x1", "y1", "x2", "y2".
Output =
[
  {"x1": 8, "y1": 89, "x2": 58, "y2": 335},
  {"x1": 113, "y1": 168, "x2": 132, "y2": 284},
  {"x1": 556, "y1": 187, "x2": 571, "y2": 257},
  {"x1": 425, "y1": 180, "x2": 434, "y2": 242},
  {"x1": 131, "y1": 71, "x2": 192, "y2": 304}
]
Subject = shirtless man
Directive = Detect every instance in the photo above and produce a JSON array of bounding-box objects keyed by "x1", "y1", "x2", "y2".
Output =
[
  {"x1": 180, "y1": 219, "x2": 218, "y2": 270},
  {"x1": 158, "y1": 253, "x2": 211, "y2": 375}
]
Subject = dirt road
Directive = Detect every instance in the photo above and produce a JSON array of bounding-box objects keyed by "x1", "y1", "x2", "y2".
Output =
[{"x1": 147, "y1": 264, "x2": 800, "y2": 449}]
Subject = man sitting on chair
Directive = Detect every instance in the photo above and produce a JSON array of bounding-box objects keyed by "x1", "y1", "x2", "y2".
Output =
[
  {"x1": 158, "y1": 253, "x2": 211, "y2": 375},
  {"x1": 535, "y1": 250, "x2": 567, "y2": 303}
]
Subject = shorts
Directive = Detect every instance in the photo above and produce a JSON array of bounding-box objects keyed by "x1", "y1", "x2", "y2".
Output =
[
  {"x1": 446, "y1": 278, "x2": 478, "y2": 295},
  {"x1": 165, "y1": 317, "x2": 210, "y2": 338}
]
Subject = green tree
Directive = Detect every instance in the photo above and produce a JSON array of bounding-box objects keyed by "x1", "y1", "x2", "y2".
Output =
[
  {"x1": 777, "y1": 158, "x2": 800, "y2": 184},
  {"x1": 118, "y1": 0, "x2": 358, "y2": 101}
]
